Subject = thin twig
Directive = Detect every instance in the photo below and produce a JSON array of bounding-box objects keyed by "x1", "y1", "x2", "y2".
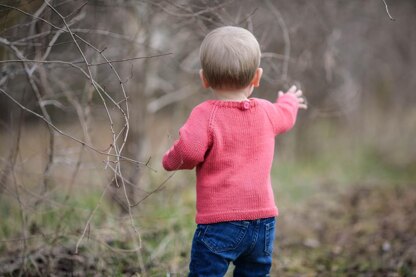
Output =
[
  {"x1": 381, "y1": 0, "x2": 396, "y2": 21},
  {"x1": 75, "y1": 183, "x2": 110, "y2": 254},
  {"x1": 2, "y1": 36, "x2": 57, "y2": 191},
  {"x1": 130, "y1": 171, "x2": 177, "y2": 207},
  {"x1": 0, "y1": 4, "x2": 63, "y2": 30},
  {"x1": 65, "y1": 1, "x2": 88, "y2": 19},
  {"x1": 0, "y1": 53, "x2": 173, "y2": 67},
  {"x1": 9, "y1": 103, "x2": 28, "y2": 271},
  {"x1": 13, "y1": 28, "x2": 137, "y2": 44},
  {"x1": 265, "y1": 0, "x2": 291, "y2": 82},
  {"x1": 0, "y1": 59, "x2": 90, "y2": 79},
  {"x1": 44, "y1": 2, "x2": 132, "y2": 206},
  {"x1": 85, "y1": 52, "x2": 172, "y2": 66},
  {"x1": 0, "y1": 88, "x2": 150, "y2": 168}
]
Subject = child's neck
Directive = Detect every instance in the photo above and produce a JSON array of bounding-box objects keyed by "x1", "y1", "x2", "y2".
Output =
[{"x1": 212, "y1": 86, "x2": 253, "y2": 101}]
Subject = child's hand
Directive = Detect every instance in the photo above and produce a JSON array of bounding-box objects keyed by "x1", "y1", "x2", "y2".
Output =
[{"x1": 278, "y1": 85, "x2": 307, "y2": 109}]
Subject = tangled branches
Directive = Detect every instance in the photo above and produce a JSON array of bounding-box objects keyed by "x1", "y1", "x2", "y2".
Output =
[{"x1": 0, "y1": 0, "x2": 167, "y2": 257}]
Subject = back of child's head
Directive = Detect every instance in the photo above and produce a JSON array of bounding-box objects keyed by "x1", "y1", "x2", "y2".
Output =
[{"x1": 200, "y1": 26, "x2": 261, "y2": 90}]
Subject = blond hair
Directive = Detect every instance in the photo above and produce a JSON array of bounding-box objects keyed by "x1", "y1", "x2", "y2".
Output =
[{"x1": 200, "y1": 26, "x2": 261, "y2": 90}]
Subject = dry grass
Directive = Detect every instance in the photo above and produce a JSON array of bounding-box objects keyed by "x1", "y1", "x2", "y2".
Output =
[{"x1": 0, "y1": 113, "x2": 415, "y2": 276}]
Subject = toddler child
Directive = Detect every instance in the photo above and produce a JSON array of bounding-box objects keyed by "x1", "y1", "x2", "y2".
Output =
[{"x1": 162, "y1": 26, "x2": 307, "y2": 276}]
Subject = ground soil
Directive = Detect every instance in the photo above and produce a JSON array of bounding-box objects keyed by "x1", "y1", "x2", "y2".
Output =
[
  {"x1": 273, "y1": 183, "x2": 416, "y2": 277},
  {"x1": 1, "y1": 183, "x2": 415, "y2": 276}
]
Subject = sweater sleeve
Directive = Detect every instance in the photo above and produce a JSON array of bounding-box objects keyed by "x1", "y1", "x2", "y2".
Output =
[
  {"x1": 264, "y1": 94, "x2": 299, "y2": 135},
  {"x1": 162, "y1": 105, "x2": 212, "y2": 171}
]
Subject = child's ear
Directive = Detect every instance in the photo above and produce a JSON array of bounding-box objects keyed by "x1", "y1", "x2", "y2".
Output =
[
  {"x1": 199, "y1": 69, "x2": 210, "y2": 89},
  {"x1": 252, "y1": 68, "x2": 263, "y2": 88}
]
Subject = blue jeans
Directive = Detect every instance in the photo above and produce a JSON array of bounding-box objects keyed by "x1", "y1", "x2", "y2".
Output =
[{"x1": 189, "y1": 217, "x2": 276, "y2": 277}]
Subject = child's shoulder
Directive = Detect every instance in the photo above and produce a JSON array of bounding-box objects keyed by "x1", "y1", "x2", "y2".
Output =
[
  {"x1": 187, "y1": 100, "x2": 214, "y2": 120},
  {"x1": 252, "y1": 97, "x2": 274, "y2": 108},
  {"x1": 192, "y1": 100, "x2": 213, "y2": 112}
]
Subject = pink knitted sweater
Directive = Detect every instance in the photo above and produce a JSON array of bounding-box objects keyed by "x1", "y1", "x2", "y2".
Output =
[{"x1": 163, "y1": 94, "x2": 299, "y2": 224}]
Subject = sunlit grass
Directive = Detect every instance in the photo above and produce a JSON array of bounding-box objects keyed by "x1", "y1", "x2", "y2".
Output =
[{"x1": 1, "y1": 119, "x2": 415, "y2": 275}]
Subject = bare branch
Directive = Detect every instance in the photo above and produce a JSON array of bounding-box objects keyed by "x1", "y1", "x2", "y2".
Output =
[
  {"x1": 86, "y1": 52, "x2": 172, "y2": 66},
  {"x1": 130, "y1": 171, "x2": 177, "y2": 208},
  {"x1": 147, "y1": 86, "x2": 195, "y2": 113},
  {"x1": 0, "y1": 3, "x2": 63, "y2": 30},
  {"x1": 75, "y1": 183, "x2": 110, "y2": 254},
  {"x1": 0, "y1": 88, "x2": 150, "y2": 168},
  {"x1": 265, "y1": 0, "x2": 291, "y2": 82},
  {"x1": 382, "y1": 0, "x2": 396, "y2": 21}
]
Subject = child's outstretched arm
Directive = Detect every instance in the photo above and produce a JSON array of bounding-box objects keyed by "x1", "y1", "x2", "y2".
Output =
[
  {"x1": 270, "y1": 85, "x2": 307, "y2": 135},
  {"x1": 162, "y1": 105, "x2": 211, "y2": 171}
]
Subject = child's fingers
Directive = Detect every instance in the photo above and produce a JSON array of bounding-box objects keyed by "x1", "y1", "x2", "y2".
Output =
[
  {"x1": 298, "y1": 103, "x2": 308, "y2": 109},
  {"x1": 278, "y1": 91, "x2": 284, "y2": 97},
  {"x1": 287, "y1": 85, "x2": 297, "y2": 94},
  {"x1": 295, "y1": 90, "x2": 303, "y2": 97}
]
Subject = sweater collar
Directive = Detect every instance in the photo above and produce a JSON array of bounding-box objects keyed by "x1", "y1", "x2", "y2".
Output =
[{"x1": 207, "y1": 98, "x2": 257, "y2": 110}]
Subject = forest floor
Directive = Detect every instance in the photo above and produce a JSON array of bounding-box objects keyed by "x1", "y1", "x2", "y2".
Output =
[
  {"x1": 1, "y1": 182, "x2": 415, "y2": 276},
  {"x1": 272, "y1": 183, "x2": 416, "y2": 277}
]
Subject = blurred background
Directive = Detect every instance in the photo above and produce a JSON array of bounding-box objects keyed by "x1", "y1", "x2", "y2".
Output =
[{"x1": 0, "y1": 0, "x2": 415, "y2": 276}]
